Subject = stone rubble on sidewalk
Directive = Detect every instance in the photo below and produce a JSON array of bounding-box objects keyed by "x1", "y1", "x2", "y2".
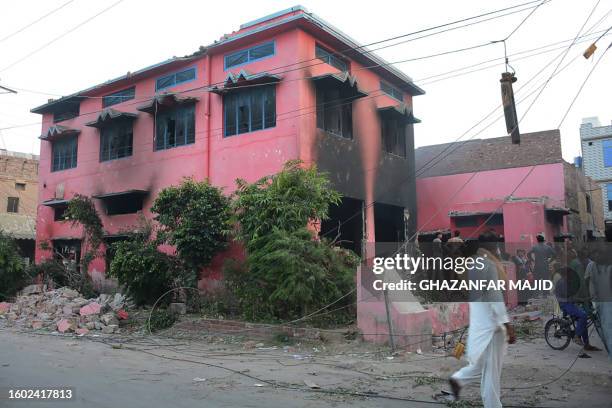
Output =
[{"x1": 0, "y1": 285, "x2": 131, "y2": 334}]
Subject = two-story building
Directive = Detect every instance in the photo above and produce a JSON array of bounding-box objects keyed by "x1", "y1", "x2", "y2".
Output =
[
  {"x1": 31, "y1": 6, "x2": 424, "y2": 287},
  {"x1": 580, "y1": 117, "x2": 612, "y2": 241}
]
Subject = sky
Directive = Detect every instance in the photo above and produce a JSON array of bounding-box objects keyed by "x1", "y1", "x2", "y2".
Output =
[{"x1": 0, "y1": 0, "x2": 610, "y2": 162}]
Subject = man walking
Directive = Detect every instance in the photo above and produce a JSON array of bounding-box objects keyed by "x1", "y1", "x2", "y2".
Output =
[
  {"x1": 528, "y1": 235, "x2": 555, "y2": 296},
  {"x1": 449, "y1": 232, "x2": 516, "y2": 408}
]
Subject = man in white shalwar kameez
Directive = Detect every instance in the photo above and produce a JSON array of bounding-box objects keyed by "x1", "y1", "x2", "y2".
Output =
[{"x1": 449, "y1": 233, "x2": 516, "y2": 408}]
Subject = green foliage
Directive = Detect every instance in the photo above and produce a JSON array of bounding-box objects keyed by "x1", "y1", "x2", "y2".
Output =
[
  {"x1": 149, "y1": 309, "x2": 177, "y2": 332},
  {"x1": 0, "y1": 232, "x2": 27, "y2": 300},
  {"x1": 233, "y1": 160, "x2": 341, "y2": 245},
  {"x1": 62, "y1": 194, "x2": 104, "y2": 270},
  {"x1": 226, "y1": 228, "x2": 357, "y2": 320},
  {"x1": 109, "y1": 234, "x2": 178, "y2": 306},
  {"x1": 152, "y1": 178, "x2": 232, "y2": 272}
]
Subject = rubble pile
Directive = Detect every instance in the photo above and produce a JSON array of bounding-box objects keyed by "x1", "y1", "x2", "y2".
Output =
[{"x1": 0, "y1": 285, "x2": 129, "y2": 335}]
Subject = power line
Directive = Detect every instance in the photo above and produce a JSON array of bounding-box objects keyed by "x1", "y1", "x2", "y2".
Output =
[
  {"x1": 0, "y1": 0, "x2": 76, "y2": 44},
  {"x1": 0, "y1": 0, "x2": 547, "y2": 103},
  {"x1": 557, "y1": 39, "x2": 611, "y2": 128},
  {"x1": 0, "y1": 0, "x2": 126, "y2": 73}
]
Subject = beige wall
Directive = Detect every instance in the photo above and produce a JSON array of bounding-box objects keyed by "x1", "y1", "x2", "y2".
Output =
[
  {"x1": 564, "y1": 162, "x2": 605, "y2": 240},
  {"x1": 0, "y1": 150, "x2": 39, "y2": 217}
]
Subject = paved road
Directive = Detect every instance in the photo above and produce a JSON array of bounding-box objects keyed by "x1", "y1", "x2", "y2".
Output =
[{"x1": 0, "y1": 330, "x2": 433, "y2": 408}]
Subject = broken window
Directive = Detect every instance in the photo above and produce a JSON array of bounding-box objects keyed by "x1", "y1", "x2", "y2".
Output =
[
  {"x1": 381, "y1": 115, "x2": 406, "y2": 157},
  {"x1": 315, "y1": 44, "x2": 348, "y2": 72},
  {"x1": 103, "y1": 87, "x2": 135, "y2": 107},
  {"x1": 51, "y1": 135, "x2": 78, "y2": 172},
  {"x1": 100, "y1": 120, "x2": 133, "y2": 161},
  {"x1": 54, "y1": 206, "x2": 67, "y2": 221},
  {"x1": 316, "y1": 82, "x2": 353, "y2": 139},
  {"x1": 224, "y1": 41, "x2": 275, "y2": 69},
  {"x1": 224, "y1": 86, "x2": 276, "y2": 137},
  {"x1": 155, "y1": 67, "x2": 196, "y2": 91},
  {"x1": 53, "y1": 239, "x2": 81, "y2": 274},
  {"x1": 96, "y1": 190, "x2": 147, "y2": 216},
  {"x1": 380, "y1": 81, "x2": 403, "y2": 101},
  {"x1": 103, "y1": 195, "x2": 144, "y2": 215},
  {"x1": 6, "y1": 197, "x2": 19, "y2": 213},
  {"x1": 155, "y1": 104, "x2": 195, "y2": 150}
]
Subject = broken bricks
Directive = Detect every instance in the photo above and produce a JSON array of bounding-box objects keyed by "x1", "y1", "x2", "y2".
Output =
[{"x1": 3, "y1": 287, "x2": 129, "y2": 335}]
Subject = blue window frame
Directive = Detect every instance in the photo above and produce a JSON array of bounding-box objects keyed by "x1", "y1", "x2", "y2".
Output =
[
  {"x1": 154, "y1": 104, "x2": 195, "y2": 150},
  {"x1": 103, "y1": 87, "x2": 135, "y2": 107},
  {"x1": 603, "y1": 139, "x2": 612, "y2": 167},
  {"x1": 224, "y1": 41, "x2": 275, "y2": 70},
  {"x1": 380, "y1": 81, "x2": 403, "y2": 101},
  {"x1": 315, "y1": 44, "x2": 348, "y2": 72},
  {"x1": 52, "y1": 135, "x2": 78, "y2": 172},
  {"x1": 155, "y1": 67, "x2": 196, "y2": 91},
  {"x1": 100, "y1": 121, "x2": 133, "y2": 161},
  {"x1": 224, "y1": 86, "x2": 276, "y2": 137},
  {"x1": 607, "y1": 183, "x2": 612, "y2": 212}
]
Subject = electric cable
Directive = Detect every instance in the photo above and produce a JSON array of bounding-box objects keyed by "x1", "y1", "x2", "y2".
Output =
[
  {"x1": 0, "y1": 0, "x2": 75, "y2": 44},
  {"x1": 0, "y1": 0, "x2": 126, "y2": 73}
]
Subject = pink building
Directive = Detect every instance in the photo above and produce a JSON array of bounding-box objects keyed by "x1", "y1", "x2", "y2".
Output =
[
  {"x1": 415, "y1": 130, "x2": 605, "y2": 246},
  {"x1": 31, "y1": 6, "x2": 424, "y2": 287}
]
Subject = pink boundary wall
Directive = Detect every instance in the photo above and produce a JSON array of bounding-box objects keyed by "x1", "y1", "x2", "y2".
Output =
[{"x1": 356, "y1": 262, "x2": 518, "y2": 350}]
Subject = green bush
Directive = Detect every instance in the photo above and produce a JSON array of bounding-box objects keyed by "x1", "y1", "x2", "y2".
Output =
[
  {"x1": 152, "y1": 178, "x2": 232, "y2": 272},
  {"x1": 0, "y1": 232, "x2": 27, "y2": 300},
  {"x1": 149, "y1": 309, "x2": 177, "y2": 332},
  {"x1": 109, "y1": 236, "x2": 178, "y2": 306},
  {"x1": 226, "y1": 228, "x2": 357, "y2": 320}
]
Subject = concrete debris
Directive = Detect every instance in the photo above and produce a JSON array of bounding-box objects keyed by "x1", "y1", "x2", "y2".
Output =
[{"x1": 0, "y1": 287, "x2": 130, "y2": 335}]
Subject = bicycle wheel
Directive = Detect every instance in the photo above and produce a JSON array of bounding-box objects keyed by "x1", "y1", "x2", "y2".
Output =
[{"x1": 544, "y1": 318, "x2": 571, "y2": 350}]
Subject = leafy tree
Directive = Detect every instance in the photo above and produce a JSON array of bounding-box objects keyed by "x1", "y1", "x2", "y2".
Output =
[
  {"x1": 152, "y1": 178, "x2": 232, "y2": 272},
  {"x1": 0, "y1": 232, "x2": 27, "y2": 300},
  {"x1": 62, "y1": 194, "x2": 104, "y2": 271},
  {"x1": 233, "y1": 160, "x2": 341, "y2": 245}
]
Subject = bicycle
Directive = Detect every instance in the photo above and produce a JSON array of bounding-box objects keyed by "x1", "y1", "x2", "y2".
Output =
[{"x1": 544, "y1": 306, "x2": 601, "y2": 350}]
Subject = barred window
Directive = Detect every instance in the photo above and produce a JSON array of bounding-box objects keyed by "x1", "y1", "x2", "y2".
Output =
[
  {"x1": 224, "y1": 86, "x2": 276, "y2": 137},
  {"x1": 155, "y1": 104, "x2": 195, "y2": 150},
  {"x1": 100, "y1": 121, "x2": 133, "y2": 161},
  {"x1": 381, "y1": 116, "x2": 405, "y2": 157},
  {"x1": 52, "y1": 135, "x2": 78, "y2": 172}
]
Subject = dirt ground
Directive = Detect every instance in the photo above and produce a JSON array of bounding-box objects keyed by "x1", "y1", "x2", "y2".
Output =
[{"x1": 1, "y1": 318, "x2": 610, "y2": 408}]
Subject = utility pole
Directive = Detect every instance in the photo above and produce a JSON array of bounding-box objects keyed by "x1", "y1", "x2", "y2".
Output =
[{"x1": 500, "y1": 72, "x2": 520, "y2": 144}]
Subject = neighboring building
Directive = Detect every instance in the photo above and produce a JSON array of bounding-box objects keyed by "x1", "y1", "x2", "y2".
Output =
[
  {"x1": 31, "y1": 6, "x2": 423, "y2": 287},
  {"x1": 415, "y1": 129, "x2": 605, "y2": 245},
  {"x1": 0, "y1": 149, "x2": 39, "y2": 262},
  {"x1": 580, "y1": 116, "x2": 612, "y2": 240}
]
